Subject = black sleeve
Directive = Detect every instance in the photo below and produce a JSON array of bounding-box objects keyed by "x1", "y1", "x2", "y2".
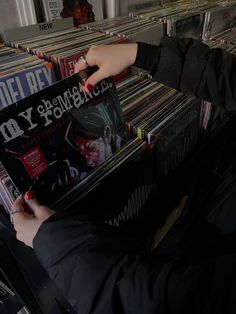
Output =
[
  {"x1": 33, "y1": 211, "x2": 236, "y2": 314},
  {"x1": 32, "y1": 213, "x2": 142, "y2": 313},
  {"x1": 117, "y1": 253, "x2": 236, "y2": 314},
  {"x1": 134, "y1": 37, "x2": 236, "y2": 111}
]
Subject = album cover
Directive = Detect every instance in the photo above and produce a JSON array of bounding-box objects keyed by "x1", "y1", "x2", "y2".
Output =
[
  {"x1": 0, "y1": 69, "x2": 126, "y2": 212},
  {"x1": 168, "y1": 13, "x2": 204, "y2": 39},
  {"x1": 40, "y1": 0, "x2": 64, "y2": 22},
  {"x1": 0, "y1": 62, "x2": 56, "y2": 108},
  {"x1": 202, "y1": 5, "x2": 236, "y2": 40}
]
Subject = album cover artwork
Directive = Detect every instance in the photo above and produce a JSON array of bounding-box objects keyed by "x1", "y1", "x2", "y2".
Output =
[
  {"x1": 0, "y1": 62, "x2": 56, "y2": 108},
  {"x1": 0, "y1": 68, "x2": 126, "y2": 210}
]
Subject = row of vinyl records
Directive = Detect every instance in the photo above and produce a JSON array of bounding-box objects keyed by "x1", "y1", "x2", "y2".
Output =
[
  {"x1": 83, "y1": 0, "x2": 236, "y2": 40},
  {"x1": 33, "y1": 0, "x2": 233, "y2": 23},
  {"x1": 39, "y1": 0, "x2": 215, "y2": 22},
  {"x1": 0, "y1": 0, "x2": 210, "y2": 35},
  {"x1": 0, "y1": 8, "x2": 236, "y2": 215},
  {"x1": 0, "y1": 70, "x2": 195, "y2": 211},
  {"x1": 0, "y1": 62, "x2": 233, "y2": 219},
  {"x1": 2, "y1": 19, "x2": 236, "y2": 111},
  {"x1": 38, "y1": 0, "x2": 177, "y2": 23},
  {"x1": 6, "y1": 1, "x2": 236, "y2": 46},
  {"x1": 36, "y1": 0, "x2": 236, "y2": 22},
  {"x1": 0, "y1": 44, "x2": 57, "y2": 108},
  {"x1": 1, "y1": 0, "x2": 236, "y2": 108}
]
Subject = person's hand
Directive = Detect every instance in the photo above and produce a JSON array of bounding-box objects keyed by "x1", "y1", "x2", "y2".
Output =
[
  {"x1": 11, "y1": 192, "x2": 56, "y2": 248},
  {"x1": 74, "y1": 43, "x2": 138, "y2": 92}
]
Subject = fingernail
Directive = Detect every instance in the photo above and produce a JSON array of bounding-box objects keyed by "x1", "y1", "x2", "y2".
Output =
[
  {"x1": 85, "y1": 83, "x2": 93, "y2": 93},
  {"x1": 25, "y1": 191, "x2": 35, "y2": 201}
]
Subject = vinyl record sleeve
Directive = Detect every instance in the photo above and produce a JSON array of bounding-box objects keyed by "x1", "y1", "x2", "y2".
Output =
[
  {"x1": 0, "y1": 62, "x2": 56, "y2": 108},
  {"x1": 202, "y1": 5, "x2": 236, "y2": 40},
  {"x1": 168, "y1": 12, "x2": 204, "y2": 39},
  {"x1": 0, "y1": 69, "x2": 126, "y2": 211}
]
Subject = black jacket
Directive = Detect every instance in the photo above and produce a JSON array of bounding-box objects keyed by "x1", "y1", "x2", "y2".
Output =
[
  {"x1": 135, "y1": 37, "x2": 236, "y2": 110},
  {"x1": 33, "y1": 38, "x2": 236, "y2": 314}
]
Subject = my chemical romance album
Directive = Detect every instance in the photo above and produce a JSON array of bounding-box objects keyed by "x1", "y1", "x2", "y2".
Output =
[{"x1": 0, "y1": 68, "x2": 127, "y2": 213}]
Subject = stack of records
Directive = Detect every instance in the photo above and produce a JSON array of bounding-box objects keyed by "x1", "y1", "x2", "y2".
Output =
[
  {"x1": 129, "y1": 4, "x2": 187, "y2": 21},
  {"x1": 166, "y1": 2, "x2": 226, "y2": 39},
  {"x1": 209, "y1": 27, "x2": 236, "y2": 44},
  {"x1": 129, "y1": 1, "x2": 226, "y2": 38},
  {"x1": 82, "y1": 16, "x2": 164, "y2": 45},
  {"x1": 162, "y1": 0, "x2": 215, "y2": 10},
  {"x1": 129, "y1": 1, "x2": 210, "y2": 19},
  {"x1": 202, "y1": 1, "x2": 236, "y2": 40},
  {"x1": 117, "y1": 75, "x2": 200, "y2": 139},
  {"x1": 9, "y1": 27, "x2": 128, "y2": 79},
  {"x1": 0, "y1": 44, "x2": 56, "y2": 108},
  {"x1": 205, "y1": 36, "x2": 236, "y2": 51},
  {"x1": 130, "y1": 1, "x2": 225, "y2": 20},
  {"x1": 0, "y1": 71, "x2": 203, "y2": 215},
  {"x1": 166, "y1": 10, "x2": 205, "y2": 39},
  {"x1": 118, "y1": 0, "x2": 161, "y2": 17},
  {"x1": 116, "y1": 74, "x2": 201, "y2": 176},
  {"x1": 161, "y1": 0, "x2": 196, "y2": 5}
]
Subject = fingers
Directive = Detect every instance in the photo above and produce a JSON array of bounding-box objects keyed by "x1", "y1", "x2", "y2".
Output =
[
  {"x1": 12, "y1": 194, "x2": 24, "y2": 212},
  {"x1": 74, "y1": 43, "x2": 137, "y2": 92},
  {"x1": 11, "y1": 192, "x2": 56, "y2": 247},
  {"x1": 11, "y1": 195, "x2": 25, "y2": 224},
  {"x1": 84, "y1": 68, "x2": 109, "y2": 92},
  {"x1": 11, "y1": 200, "x2": 33, "y2": 231},
  {"x1": 11, "y1": 192, "x2": 43, "y2": 218},
  {"x1": 24, "y1": 191, "x2": 42, "y2": 214},
  {"x1": 13, "y1": 211, "x2": 33, "y2": 230},
  {"x1": 13, "y1": 211, "x2": 37, "y2": 248},
  {"x1": 74, "y1": 46, "x2": 109, "y2": 91},
  {"x1": 24, "y1": 191, "x2": 56, "y2": 218},
  {"x1": 74, "y1": 47, "x2": 97, "y2": 73},
  {"x1": 74, "y1": 57, "x2": 88, "y2": 73}
]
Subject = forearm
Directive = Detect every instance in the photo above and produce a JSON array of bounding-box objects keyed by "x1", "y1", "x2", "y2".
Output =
[
  {"x1": 32, "y1": 214, "x2": 139, "y2": 312},
  {"x1": 133, "y1": 38, "x2": 209, "y2": 97},
  {"x1": 133, "y1": 37, "x2": 236, "y2": 111},
  {"x1": 33, "y1": 213, "x2": 96, "y2": 269},
  {"x1": 133, "y1": 42, "x2": 161, "y2": 72}
]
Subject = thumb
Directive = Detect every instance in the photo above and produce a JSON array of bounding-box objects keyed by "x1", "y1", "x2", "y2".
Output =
[
  {"x1": 24, "y1": 191, "x2": 47, "y2": 217},
  {"x1": 84, "y1": 68, "x2": 109, "y2": 92},
  {"x1": 74, "y1": 59, "x2": 88, "y2": 73},
  {"x1": 24, "y1": 191, "x2": 56, "y2": 219}
]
